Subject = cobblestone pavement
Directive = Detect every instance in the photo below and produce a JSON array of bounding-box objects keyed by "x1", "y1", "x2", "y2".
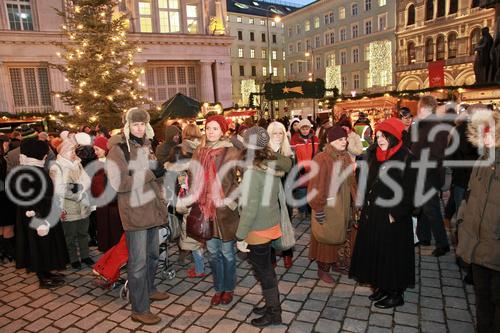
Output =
[{"x1": 0, "y1": 218, "x2": 476, "y2": 333}]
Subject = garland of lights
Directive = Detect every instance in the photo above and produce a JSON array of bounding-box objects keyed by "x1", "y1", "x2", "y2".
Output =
[
  {"x1": 369, "y1": 40, "x2": 392, "y2": 88},
  {"x1": 240, "y1": 79, "x2": 258, "y2": 106},
  {"x1": 325, "y1": 65, "x2": 342, "y2": 95}
]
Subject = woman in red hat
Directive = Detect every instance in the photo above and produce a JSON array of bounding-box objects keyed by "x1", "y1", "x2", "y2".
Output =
[
  {"x1": 349, "y1": 117, "x2": 417, "y2": 309},
  {"x1": 189, "y1": 115, "x2": 241, "y2": 306}
]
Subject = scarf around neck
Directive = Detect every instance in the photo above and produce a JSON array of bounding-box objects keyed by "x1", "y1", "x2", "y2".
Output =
[{"x1": 376, "y1": 141, "x2": 403, "y2": 162}]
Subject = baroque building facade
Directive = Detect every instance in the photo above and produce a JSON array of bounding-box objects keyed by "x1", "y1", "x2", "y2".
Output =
[
  {"x1": 0, "y1": 0, "x2": 232, "y2": 115},
  {"x1": 283, "y1": 0, "x2": 397, "y2": 115},
  {"x1": 395, "y1": 0, "x2": 495, "y2": 90},
  {"x1": 226, "y1": 0, "x2": 297, "y2": 115}
]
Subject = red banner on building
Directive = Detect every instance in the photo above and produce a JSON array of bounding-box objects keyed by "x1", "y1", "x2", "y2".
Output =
[{"x1": 428, "y1": 60, "x2": 445, "y2": 87}]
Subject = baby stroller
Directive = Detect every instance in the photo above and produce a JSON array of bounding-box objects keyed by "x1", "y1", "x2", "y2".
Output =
[{"x1": 92, "y1": 223, "x2": 177, "y2": 300}]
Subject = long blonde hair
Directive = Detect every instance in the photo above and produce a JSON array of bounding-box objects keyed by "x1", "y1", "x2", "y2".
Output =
[{"x1": 267, "y1": 121, "x2": 293, "y2": 157}]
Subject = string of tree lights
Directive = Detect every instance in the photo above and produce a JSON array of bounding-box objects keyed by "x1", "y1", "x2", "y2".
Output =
[{"x1": 53, "y1": 0, "x2": 154, "y2": 128}]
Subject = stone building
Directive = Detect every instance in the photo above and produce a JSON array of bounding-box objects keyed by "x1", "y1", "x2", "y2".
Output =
[
  {"x1": 226, "y1": 0, "x2": 298, "y2": 115},
  {"x1": 395, "y1": 0, "x2": 495, "y2": 89},
  {"x1": 283, "y1": 0, "x2": 397, "y2": 115},
  {"x1": 0, "y1": 0, "x2": 232, "y2": 115}
]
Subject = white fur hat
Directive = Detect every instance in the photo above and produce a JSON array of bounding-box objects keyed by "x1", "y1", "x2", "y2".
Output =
[
  {"x1": 123, "y1": 107, "x2": 155, "y2": 151},
  {"x1": 75, "y1": 132, "x2": 91, "y2": 146}
]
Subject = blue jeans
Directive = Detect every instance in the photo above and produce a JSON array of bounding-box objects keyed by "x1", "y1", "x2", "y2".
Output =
[
  {"x1": 125, "y1": 227, "x2": 159, "y2": 314},
  {"x1": 295, "y1": 187, "x2": 309, "y2": 214},
  {"x1": 206, "y1": 238, "x2": 236, "y2": 293},
  {"x1": 416, "y1": 193, "x2": 449, "y2": 248},
  {"x1": 193, "y1": 249, "x2": 205, "y2": 274}
]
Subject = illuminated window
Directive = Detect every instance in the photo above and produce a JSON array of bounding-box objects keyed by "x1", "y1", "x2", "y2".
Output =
[
  {"x1": 6, "y1": 0, "x2": 34, "y2": 31},
  {"x1": 305, "y1": 20, "x2": 310, "y2": 31},
  {"x1": 186, "y1": 4, "x2": 198, "y2": 33},
  {"x1": 339, "y1": 7, "x2": 346, "y2": 19},
  {"x1": 158, "y1": 0, "x2": 180, "y2": 33},
  {"x1": 273, "y1": 67, "x2": 278, "y2": 77},
  {"x1": 249, "y1": 18, "x2": 254, "y2": 24},
  {"x1": 379, "y1": 0, "x2": 386, "y2": 6},
  {"x1": 314, "y1": 17, "x2": 320, "y2": 28},
  {"x1": 272, "y1": 50, "x2": 277, "y2": 60},
  {"x1": 260, "y1": 19, "x2": 265, "y2": 25},
  {"x1": 250, "y1": 49, "x2": 255, "y2": 58},
  {"x1": 283, "y1": 51, "x2": 286, "y2": 60},
  {"x1": 139, "y1": 1, "x2": 153, "y2": 32},
  {"x1": 238, "y1": 48, "x2": 243, "y2": 58},
  {"x1": 261, "y1": 49, "x2": 267, "y2": 59},
  {"x1": 262, "y1": 66, "x2": 267, "y2": 76},
  {"x1": 271, "y1": 21, "x2": 276, "y2": 27},
  {"x1": 237, "y1": 16, "x2": 242, "y2": 23}
]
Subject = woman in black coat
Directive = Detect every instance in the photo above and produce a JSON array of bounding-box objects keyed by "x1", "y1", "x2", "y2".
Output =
[
  {"x1": 349, "y1": 118, "x2": 416, "y2": 309},
  {"x1": 11, "y1": 139, "x2": 69, "y2": 288}
]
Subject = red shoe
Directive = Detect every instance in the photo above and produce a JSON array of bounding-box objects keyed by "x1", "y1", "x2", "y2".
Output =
[
  {"x1": 283, "y1": 256, "x2": 293, "y2": 269},
  {"x1": 187, "y1": 267, "x2": 207, "y2": 278},
  {"x1": 318, "y1": 269, "x2": 335, "y2": 284},
  {"x1": 221, "y1": 291, "x2": 234, "y2": 305},
  {"x1": 211, "y1": 293, "x2": 223, "y2": 306}
]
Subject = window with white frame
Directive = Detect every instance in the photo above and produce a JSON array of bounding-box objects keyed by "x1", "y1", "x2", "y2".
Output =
[
  {"x1": 340, "y1": 28, "x2": 346, "y2": 41},
  {"x1": 305, "y1": 20, "x2": 310, "y2": 31},
  {"x1": 158, "y1": 0, "x2": 180, "y2": 33},
  {"x1": 272, "y1": 50, "x2": 277, "y2": 60},
  {"x1": 329, "y1": 11, "x2": 334, "y2": 23},
  {"x1": 273, "y1": 67, "x2": 278, "y2": 77},
  {"x1": 378, "y1": 13, "x2": 387, "y2": 31},
  {"x1": 139, "y1": 1, "x2": 153, "y2": 32},
  {"x1": 353, "y1": 73, "x2": 360, "y2": 89},
  {"x1": 262, "y1": 66, "x2": 267, "y2": 76},
  {"x1": 379, "y1": 0, "x2": 386, "y2": 6},
  {"x1": 339, "y1": 7, "x2": 346, "y2": 19},
  {"x1": 6, "y1": 0, "x2": 34, "y2": 31},
  {"x1": 365, "y1": 0, "x2": 372, "y2": 11},
  {"x1": 340, "y1": 50, "x2": 347, "y2": 64},
  {"x1": 315, "y1": 35, "x2": 320, "y2": 48},
  {"x1": 341, "y1": 75, "x2": 347, "y2": 91},
  {"x1": 324, "y1": 14, "x2": 329, "y2": 25},
  {"x1": 330, "y1": 31, "x2": 335, "y2": 44},
  {"x1": 352, "y1": 48, "x2": 359, "y2": 63},
  {"x1": 325, "y1": 33, "x2": 330, "y2": 45},
  {"x1": 238, "y1": 48, "x2": 243, "y2": 58},
  {"x1": 237, "y1": 16, "x2": 242, "y2": 23},
  {"x1": 261, "y1": 49, "x2": 267, "y2": 59},
  {"x1": 144, "y1": 65, "x2": 198, "y2": 102},
  {"x1": 249, "y1": 18, "x2": 254, "y2": 24},
  {"x1": 314, "y1": 17, "x2": 320, "y2": 28},
  {"x1": 352, "y1": 24, "x2": 358, "y2": 38},
  {"x1": 365, "y1": 20, "x2": 372, "y2": 34},
  {"x1": 9, "y1": 67, "x2": 52, "y2": 112},
  {"x1": 260, "y1": 19, "x2": 265, "y2": 25},
  {"x1": 271, "y1": 21, "x2": 276, "y2": 27},
  {"x1": 283, "y1": 51, "x2": 286, "y2": 60},
  {"x1": 186, "y1": 4, "x2": 198, "y2": 33},
  {"x1": 352, "y1": 3, "x2": 358, "y2": 16},
  {"x1": 250, "y1": 49, "x2": 255, "y2": 58},
  {"x1": 315, "y1": 56, "x2": 321, "y2": 70}
]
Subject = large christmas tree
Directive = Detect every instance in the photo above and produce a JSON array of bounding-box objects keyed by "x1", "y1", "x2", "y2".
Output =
[{"x1": 54, "y1": 0, "x2": 150, "y2": 128}]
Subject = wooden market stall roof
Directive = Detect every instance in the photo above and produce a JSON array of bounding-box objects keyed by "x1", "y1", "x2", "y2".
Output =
[{"x1": 334, "y1": 96, "x2": 398, "y2": 112}]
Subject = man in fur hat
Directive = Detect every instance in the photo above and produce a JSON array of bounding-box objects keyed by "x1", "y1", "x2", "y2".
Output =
[{"x1": 106, "y1": 107, "x2": 169, "y2": 325}]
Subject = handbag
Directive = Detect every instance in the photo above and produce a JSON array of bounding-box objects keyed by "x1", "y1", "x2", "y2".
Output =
[
  {"x1": 186, "y1": 203, "x2": 213, "y2": 242},
  {"x1": 272, "y1": 184, "x2": 296, "y2": 251}
]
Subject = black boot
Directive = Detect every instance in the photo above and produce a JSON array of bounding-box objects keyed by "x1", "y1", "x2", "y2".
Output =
[
  {"x1": 0, "y1": 238, "x2": 6, "y2": 262},
  {"x1": 374, "y1": 291, "x2": 404, "y2": 309},
  {"x1": 251, "y1": 288, "x2": 282, "y2": 327},
  {"x1": 252, "y1": 305, "x2": 266, "y2": 315},
  {"x1": 38, "y1": 272, "x2": 65, "y2": 289},
  {"x1": 369, "y1": 289, "x2": 388, "y2": 302}
]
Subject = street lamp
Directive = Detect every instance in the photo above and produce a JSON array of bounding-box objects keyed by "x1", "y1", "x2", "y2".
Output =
[
  {"x1": 266, "y1": 6, "x2": 280, "y2": 119},
  {"x1": 305, "y1": 48, "x2": 316, "y2": 121}
]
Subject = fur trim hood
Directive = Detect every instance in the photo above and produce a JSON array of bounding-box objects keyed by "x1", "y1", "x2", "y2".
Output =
[
  {"x1": 123, "y1": 107, "x2": 155, "y2": 151},
  {"x1": 467, "y1": 109, "x2": 500, "y2": 148}
]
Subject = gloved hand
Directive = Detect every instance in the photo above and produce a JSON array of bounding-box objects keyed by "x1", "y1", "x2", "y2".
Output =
[
  {"x1": 236, "y1": 241, "x2": 250, "y2": 253},
  {"x1": 315, "y1": 211, "x2": 326, "y2": 224},
  {"x1": 68, "y1": 183, "x2": 83, "y2": 194},
  {"x1": 149, "y1": 160, "x2": 166, "y2": 178},
  {"x1": 37, "y1": 220, "x2": 50, "y2": 237}
]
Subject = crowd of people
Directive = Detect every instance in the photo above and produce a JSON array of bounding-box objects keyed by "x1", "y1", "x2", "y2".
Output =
[{"x1": 0, "y1": 96, "x2": 498, "y2": 332}]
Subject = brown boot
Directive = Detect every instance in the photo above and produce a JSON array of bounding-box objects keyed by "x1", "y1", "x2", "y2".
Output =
[
  {"x1": 131, "y1": 312, "x2": 161, "y2": 325},
  {"x1": 150, "y1": 291, "x2": 170, "y2": 301},
  {"x1": 317, "y1": 262, "x2": 334, "y2": 284}
]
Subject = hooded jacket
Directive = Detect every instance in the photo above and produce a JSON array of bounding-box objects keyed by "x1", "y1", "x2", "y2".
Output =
[{"x1": 456, "y1": 110, "x2": 500, "y2": 271}]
